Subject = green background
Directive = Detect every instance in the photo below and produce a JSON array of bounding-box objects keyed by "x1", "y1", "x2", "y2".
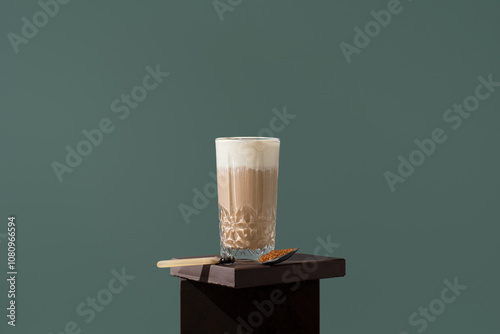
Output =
[{"x1": 1, "y1": 0, "x2": 499, "y2": 333}]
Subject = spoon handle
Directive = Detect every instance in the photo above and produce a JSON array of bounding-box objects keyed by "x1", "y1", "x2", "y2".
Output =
[{"x1": 157, "y1": 256, "x2": 221, "y2": 268}]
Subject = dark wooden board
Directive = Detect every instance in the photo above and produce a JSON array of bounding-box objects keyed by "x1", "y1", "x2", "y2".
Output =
[{"x1": 170, "y1": 253, "x2": 345, "y2": 289}]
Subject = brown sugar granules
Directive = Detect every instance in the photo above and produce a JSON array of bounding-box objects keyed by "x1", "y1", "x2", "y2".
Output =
[{"x1": 258, "y1": 248, "x2": 295, "y2": 262}]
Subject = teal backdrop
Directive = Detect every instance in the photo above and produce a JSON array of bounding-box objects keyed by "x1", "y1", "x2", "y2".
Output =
[{"x1": 1, "y1": 0, "x2": 499, "y2": 333}]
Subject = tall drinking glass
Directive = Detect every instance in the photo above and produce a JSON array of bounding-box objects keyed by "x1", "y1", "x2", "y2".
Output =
[{"x1": 215, "y1": 137, "x2": 280, "y2": 260}]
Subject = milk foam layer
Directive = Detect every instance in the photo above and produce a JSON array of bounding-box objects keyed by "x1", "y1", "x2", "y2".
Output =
[{"x1": 216, "y1": 138, "x2": 279, "y2": 169}]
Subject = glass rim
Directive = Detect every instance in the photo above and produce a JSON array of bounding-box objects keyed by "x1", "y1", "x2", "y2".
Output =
[{"x1": 215, "y1": 137, "x2": 280, "y2": 142}]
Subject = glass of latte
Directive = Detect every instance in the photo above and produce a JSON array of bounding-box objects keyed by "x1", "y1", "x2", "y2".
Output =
[{"x1": 215, "y1": 137, "x2": 280, "y2": 260}]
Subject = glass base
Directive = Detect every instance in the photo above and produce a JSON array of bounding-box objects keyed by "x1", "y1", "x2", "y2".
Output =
[{"x1": 220, "y1": 244, "x2": 274, "y2": 261}]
